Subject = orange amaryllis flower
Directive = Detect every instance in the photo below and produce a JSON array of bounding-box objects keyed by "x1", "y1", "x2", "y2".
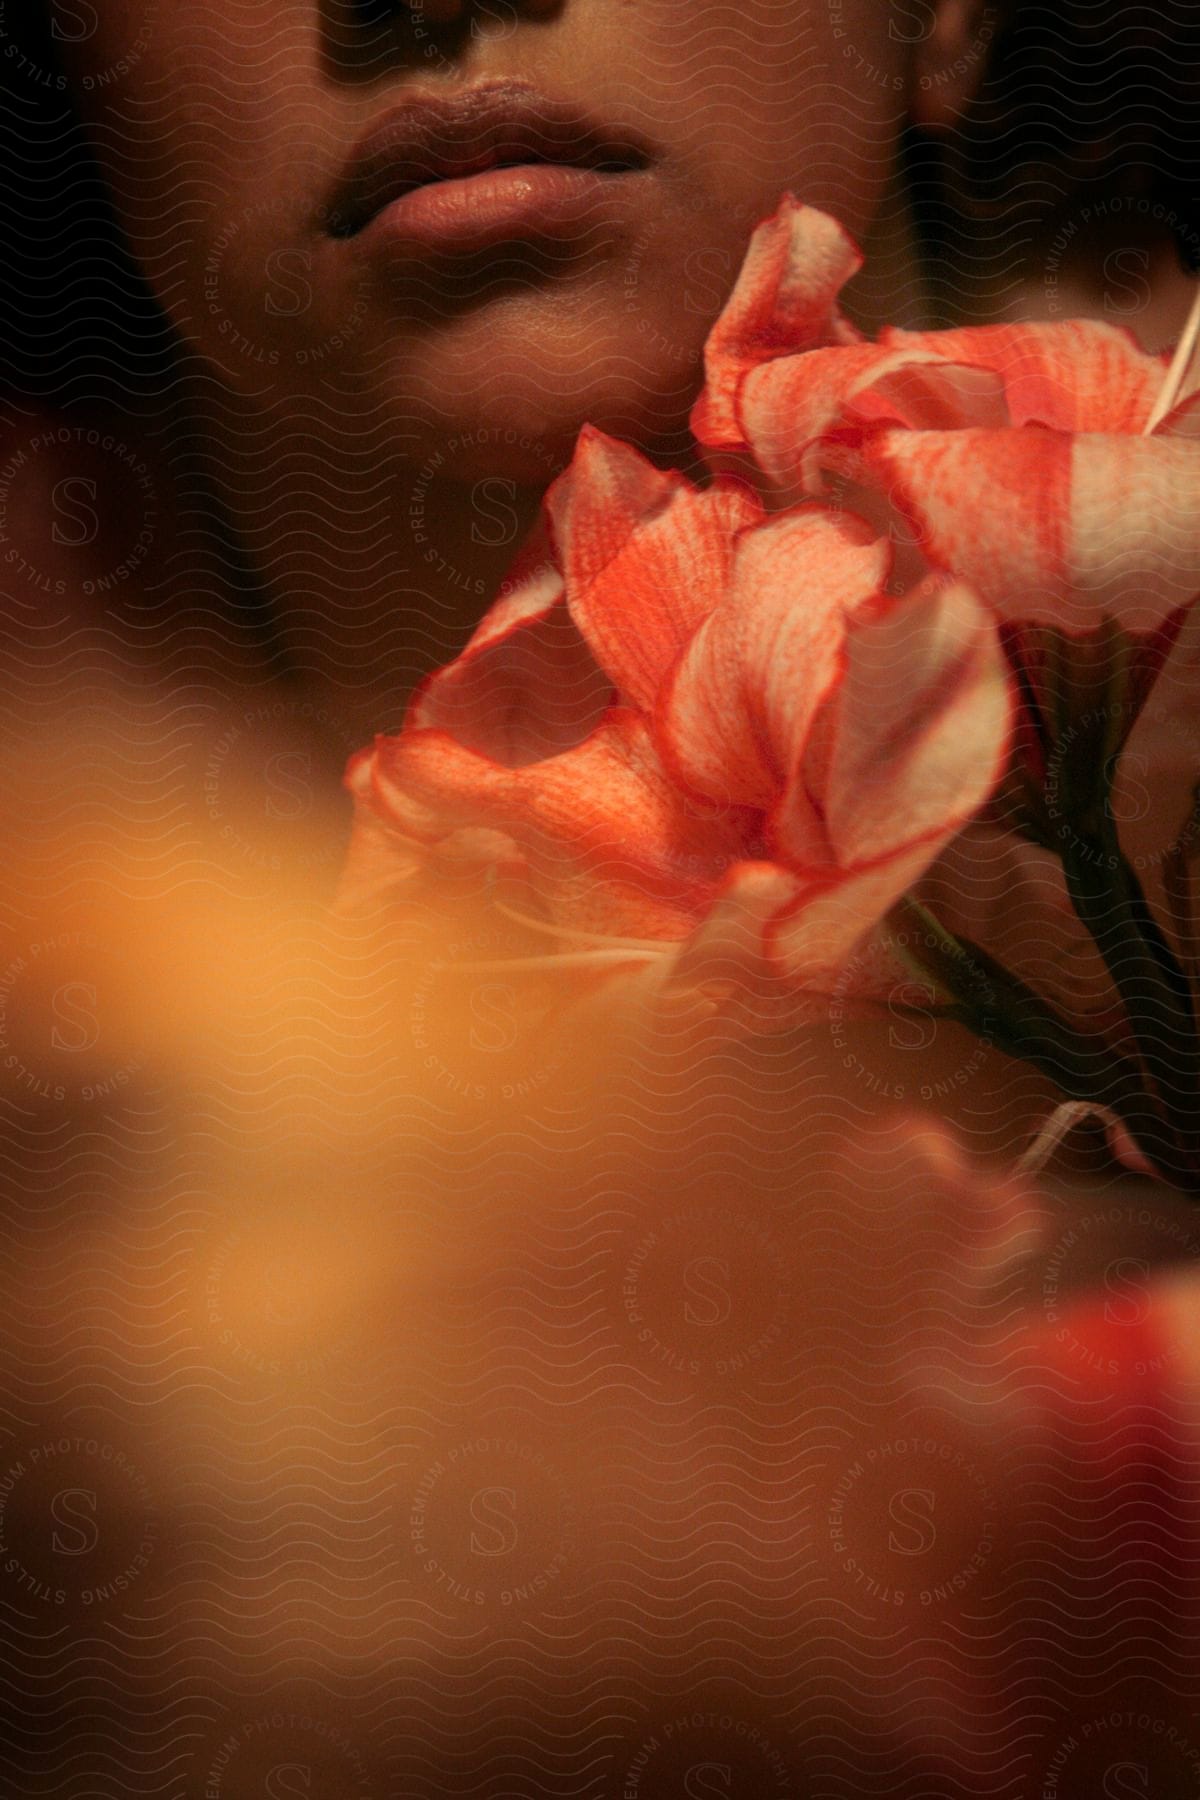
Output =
[
  {"x1": 690, "y1": 199, "x2": 1200, "y2": 1166},
  {"x1": 697, "y1": 196, "x2": 1200, "y2": 633},
  {"x1": 341, "y1": 429, "x2": 1012, "y2": 1019},
  {"x1": 694, "y1": 197, "x2": 1200, "y2": 795}
]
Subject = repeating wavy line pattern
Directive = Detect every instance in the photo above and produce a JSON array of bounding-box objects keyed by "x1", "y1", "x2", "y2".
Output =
[{"x1": 2, "y1": 0, "x2": 1200, "y2": 1794}]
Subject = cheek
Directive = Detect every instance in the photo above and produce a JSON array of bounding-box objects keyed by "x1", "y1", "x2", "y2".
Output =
[
  {"x1": 60, "y1": 8, "x2": 337, "y2": 363},
  {"x1": 620, "y1": 0, "x2": 907, "y2": 240},
  {"x1": 60, "y1": 5, "x2": 321, "y2": 220}
]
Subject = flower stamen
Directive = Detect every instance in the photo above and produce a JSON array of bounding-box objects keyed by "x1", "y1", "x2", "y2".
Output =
[
  {"x1": 1144, "y1": 280, "x2": 1200, "y2": 433},
  {"x1": 491, "y1": 893, "x2": 671, "y2": 955},
  {"x1": 433, "y1": 948, "x2": 665, "y2": 974}
]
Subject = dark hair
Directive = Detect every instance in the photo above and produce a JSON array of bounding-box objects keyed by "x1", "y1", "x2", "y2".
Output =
[
  {"x1": 899, "y1": 0, "x2": 1200, "y2": 326},
  {"x1": 4, "y1": 0, "x2": 1200, "y2": 406},
  {"x1": 0, "y1": 7, "x2": 176, "y2": 406},
  {"x1": 965, "y1": 0, "x2": 1200, "y2": 264},
  {"x1": 0, "y1": 7, "x2": 286, "y2": 653}
]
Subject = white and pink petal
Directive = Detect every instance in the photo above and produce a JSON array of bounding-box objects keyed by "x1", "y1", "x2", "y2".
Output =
[
  {"x1": 370, "y1": 711, "x2": 750, "y2": 941},
  {"x1": 658, "y1": 505, "x2": 891, "y2": 814},
  {"x1": 849, "y1": 425, "x2": 1200, "y2": 632},
  {"x1": 880, "y1": 318, "x2": 1167, "y2": 433},
  {"x1": 692, "y1": 197, "x2": 864, "y2": 451},
  {"x1": 546, "y1": 428, "x2": 761, "y2": 711},
  {"x1": 766, "y1": 845, "x2": 939, "y2": 996},
  {"x1": 801, "y1": 577, "x2": 1013, "y2": 873},
  {"x1": 737, "y1": 345, "x2": 1009, "y2": 499}
]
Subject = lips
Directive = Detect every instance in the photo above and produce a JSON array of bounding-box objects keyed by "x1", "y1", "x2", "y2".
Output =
[{"x1": 326, "y1": 78, "x2": 653, "y2": 247}]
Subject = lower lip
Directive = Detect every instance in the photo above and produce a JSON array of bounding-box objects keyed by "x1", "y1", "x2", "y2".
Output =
[{"x1": 350, "y1": 163, "x2": 642, "y2": 259}]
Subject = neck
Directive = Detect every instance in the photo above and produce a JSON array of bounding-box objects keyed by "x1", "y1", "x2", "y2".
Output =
[
  {"x1": 192, "y1": 380, "x2": 547, "y2": 749},
  {"x1": 847, "y1": 163, "x2": 934, "y2": 334}
]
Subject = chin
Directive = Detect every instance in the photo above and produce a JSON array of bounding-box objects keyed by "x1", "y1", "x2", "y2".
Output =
[{"x1": 370, "y1": 283, "x2": 710, "y2": 485}]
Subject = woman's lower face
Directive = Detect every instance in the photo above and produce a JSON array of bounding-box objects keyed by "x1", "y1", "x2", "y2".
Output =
[{"x1": 63, "y1": 0, "x2": 908, "y2": 475}]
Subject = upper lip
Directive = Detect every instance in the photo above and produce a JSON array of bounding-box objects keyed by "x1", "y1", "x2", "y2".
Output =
[{"x1": 326, "y1": 79, "x2": 653, "y2": 238}]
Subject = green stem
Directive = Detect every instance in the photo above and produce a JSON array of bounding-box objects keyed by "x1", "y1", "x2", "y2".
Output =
[
  {"x1": 1162, "y1": 793, "x2": 1200, "y2": 996},
  {"x1": 1059, "y1": 824, "x2": 1199, "y2": 1171},
  {"x1": 893, "y1": 898, "x2": 1187, "y2": 1188}
]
